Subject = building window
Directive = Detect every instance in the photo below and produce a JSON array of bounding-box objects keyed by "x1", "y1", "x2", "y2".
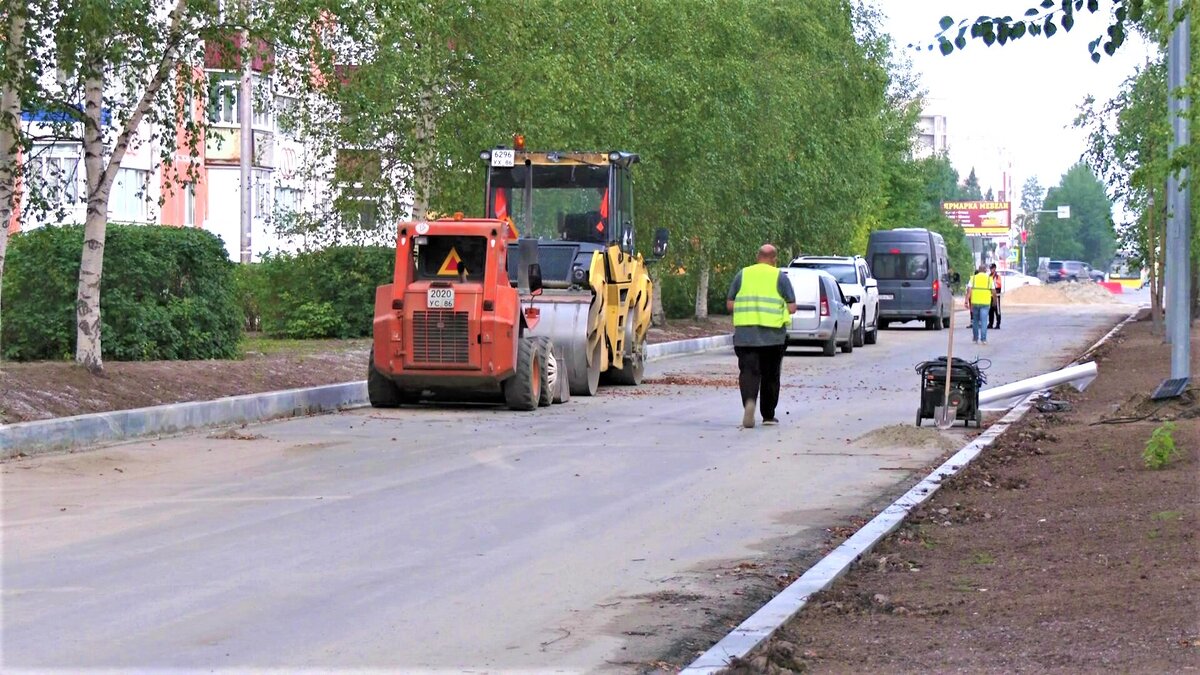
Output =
[
  {"x1": 274, "y1": 186, "x2": 302, "y2": 216},
  {"x1": 27, "y1": 154, "x2": 81, "y2": 206},
  {"x1": 207, "y1": 73, "x2": 239, "y2": 125},
  {"x1": 184, "y1": 182, "x2": 196, "y2": 227},
  {"x1": 252, "y1": 168, "x2": 272, "y2": 221},
  {"x1": 111, "y1": 168, "x2": 150, "y2": 222}
]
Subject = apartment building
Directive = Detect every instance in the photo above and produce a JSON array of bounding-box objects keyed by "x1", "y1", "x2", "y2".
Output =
[{"x1": 9, "y1": 39, "x2": 324, "y2": 262}]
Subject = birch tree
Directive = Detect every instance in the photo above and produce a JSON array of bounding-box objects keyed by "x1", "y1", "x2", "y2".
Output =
[
  {"x1": 0, "y1": 3, "x2": 29, "y2": 354},
  {"x1": 16, "y1": 0, "x2": 362, "y2": 372}
]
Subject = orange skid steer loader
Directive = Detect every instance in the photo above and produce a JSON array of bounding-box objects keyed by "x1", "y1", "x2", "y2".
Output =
[{"x1": 368, "y1": 214, "x2": 567, "y2": 410}]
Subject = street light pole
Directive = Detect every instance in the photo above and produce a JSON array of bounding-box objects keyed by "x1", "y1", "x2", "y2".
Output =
[{"x1": 1157, "y1": 0, "x2": 1191, "y2": 399}]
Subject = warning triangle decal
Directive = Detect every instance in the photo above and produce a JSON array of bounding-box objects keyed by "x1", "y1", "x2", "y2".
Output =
[{"x1": 437, "y1": 247, "x2": 464, "y2": 276}]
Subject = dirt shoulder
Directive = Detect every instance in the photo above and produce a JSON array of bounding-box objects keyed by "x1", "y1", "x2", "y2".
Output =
[
  {"x1": 0, "y1": 318, "x2": 732, "y2": 424},
  {"x1": 729, "y1": 317, "x2": 1199, "y2": 674}
]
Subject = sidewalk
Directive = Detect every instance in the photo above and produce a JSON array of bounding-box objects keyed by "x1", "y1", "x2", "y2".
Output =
[{"x1": 731, "y1": 316, "x2": 1199, "y2": 673}]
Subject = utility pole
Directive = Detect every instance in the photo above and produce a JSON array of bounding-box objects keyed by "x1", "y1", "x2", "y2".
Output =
[
  {"x1": 1156, "y1": 0, "x2": 1191, "y2": 399},
  {"x1": 238, "y1": 1, "x2": 253, "y2": 264}
]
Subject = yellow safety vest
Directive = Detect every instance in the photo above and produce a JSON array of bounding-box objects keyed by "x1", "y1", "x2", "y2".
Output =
[
  {"x1": 733, "y1": 263, "x2": 789, "y2": 328},
  {"x1": 970, "y1": 272, "x2": 994, "y2": 306}
]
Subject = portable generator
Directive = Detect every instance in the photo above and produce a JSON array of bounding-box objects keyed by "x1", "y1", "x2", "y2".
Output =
[{"x1": 915, "y1": 356, "x2": 986, "y2": 428}]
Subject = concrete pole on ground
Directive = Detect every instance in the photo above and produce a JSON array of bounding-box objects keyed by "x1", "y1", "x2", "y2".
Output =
[{"x1": 1164, "y1": 0, "x2": 1191, "y2": 388}]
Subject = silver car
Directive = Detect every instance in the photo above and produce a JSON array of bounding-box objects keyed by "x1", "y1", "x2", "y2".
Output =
[{"x1": 781, "y1": 267, "x2": 856, "y2": 356}]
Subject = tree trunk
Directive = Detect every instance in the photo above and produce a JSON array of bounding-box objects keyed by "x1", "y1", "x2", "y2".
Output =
[
  {"x1": 76, "y1": 70, "x2": 108, "y2": 373},
  {"x1": 410, "y1": 85, "x2": 435, "y2": 222},
  {"x1": 650, "y1": 270, "x2": 665, "y2": 326},
  {"x1": 0, "y1": 9, "x2": 27, "y2": 359},
  {"x1": 1147, "y1": 201, "x2": 1163, "y2": 331},
  {"x1": 74, "y1": 0, "x2": 187, "y2": 372},
  {"x1": 694, "y1": 263, "x2": 709, "y2": 320}
]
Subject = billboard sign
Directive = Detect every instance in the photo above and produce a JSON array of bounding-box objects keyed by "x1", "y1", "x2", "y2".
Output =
[{"x1": 941, "y1": 200, "x2": 1011, "y2": 236}]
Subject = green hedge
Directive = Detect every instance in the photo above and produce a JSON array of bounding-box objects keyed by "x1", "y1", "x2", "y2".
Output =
[
  {"x1": 236, "y1": 246, "x2": 395, "y2": 339},
  {"x1": 2, "y1": 224, "x2": 241, "y2": 361}
]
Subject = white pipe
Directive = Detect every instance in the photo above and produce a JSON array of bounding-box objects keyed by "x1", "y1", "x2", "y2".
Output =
[{"x1": 978, "y1": 362, "x2": 1097, "y2": 406}]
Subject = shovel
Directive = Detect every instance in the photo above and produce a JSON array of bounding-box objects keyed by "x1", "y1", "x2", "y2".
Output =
[{"x1": 934, "y1": 306, "x2": 957, "y2": 429}]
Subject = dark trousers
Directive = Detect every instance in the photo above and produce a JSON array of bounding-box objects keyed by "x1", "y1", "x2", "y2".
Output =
[
  {"x1": 988, "y1": 296, "x2": 1002, "y2": 328},
  {"x1": 735, "y1": 345, "x2": 786, "y2": 419}
]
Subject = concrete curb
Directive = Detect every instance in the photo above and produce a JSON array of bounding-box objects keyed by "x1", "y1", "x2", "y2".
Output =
[
  {"x1": 0, "y1": 334, "x2": 733, "y2": 459},
  {"x1": 681, "y1": 308, "x2": 1141, "y2": 674}
]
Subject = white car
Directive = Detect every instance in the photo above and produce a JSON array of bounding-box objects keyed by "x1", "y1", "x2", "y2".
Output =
[
  {"x1": 996, "y1": 269, "x2": 1042, "y2": 290},
  {"x1": 789, "y1": 255, "x2": 879, "y2": 347}
]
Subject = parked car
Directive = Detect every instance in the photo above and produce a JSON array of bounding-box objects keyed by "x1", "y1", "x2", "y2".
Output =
[
  {"x1": 996, "y1": 269, "x2": 1042, "y2": 290},
  {"x1": 866, "y1": 228, "x2": 955, "y2": 330},
  {"x1": 1048, "y1": 260, "x2": 1093, "y2": 283},
  {"x1": 780, "y1": 267, "x2": 856, "y2": 356},
  {"x1": 789, "y1": 255, "x2": 879, "y2": 347}
]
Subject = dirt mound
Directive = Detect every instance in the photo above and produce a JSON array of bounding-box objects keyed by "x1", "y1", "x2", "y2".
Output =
[
  {"x1": 853, "y1": 424, "x2": 959, "y2": 452},
  {"x1": 1006, "y1": 282, "x2": 1120, "y2": 305}
]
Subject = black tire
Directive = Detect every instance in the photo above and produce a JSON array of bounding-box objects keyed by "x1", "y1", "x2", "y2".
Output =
[
  {"x1": 915, "y1": 409, "x2": 923, "y2": 427},
  {"x1": 865, "y1": 313, "x2": 879, "y2": 345},
  {"x1": 925, "y1": 318, "x2": 938, "y2": 330},
  {"x1": 942, "y1": 314, "x2": 951, "y2": 328},
  {"x1": 503, "y1": 338, "x2": 541, "y2": 411},
  {"x1": 841, "y1": 332, "x2": 854, "y2": 353},
  {"x1": 852, "y1": 321, "x2": 865, "y2": 348},
  {"x1": 532, "y1": 336, "x2": 554, "y2": 407},
  {"x1": 822, "y1": 330, "x2": 837, "y2": 356},
  {"x1": 368, "y1": 347, "x2": 405, "y2": 408},
  {"x1": 570, "y1": 339, "x2": 603, "y2": 397},
  {"x1": 878, "y1": 318, "x2": 891, "y2": 331}
]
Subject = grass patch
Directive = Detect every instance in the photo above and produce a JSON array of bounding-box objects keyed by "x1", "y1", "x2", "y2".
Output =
[
  {"x1": 1152, "y1": 510, "x2": 1184, "y2": 522},
  {"x1": 970, "y1": 551, "x2": 996, "y2": 565},
  {"x1": 239, "y1": 334, "x2": 370, "y2": 358}
]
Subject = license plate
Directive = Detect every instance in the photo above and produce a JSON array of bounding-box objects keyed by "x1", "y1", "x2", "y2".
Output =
[
  {"x1": 491, "y1": 148, "x2": 515, "y2": 167},
  {"x1": 427, "y1": 287, "x2": 455, "y2": 309},
  {"x1": 879, "y1": 293, "x2": 895, "y2": 300}
]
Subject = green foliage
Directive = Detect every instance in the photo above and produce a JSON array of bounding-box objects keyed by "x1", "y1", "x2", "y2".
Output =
[
  {"x1": 1143, "y1": 421, "x2": 1179, "y2": 469},
  {"x1": 1030, "y1": 163, "x2": 1117, "y2": 266},
  {"x1": 2, "y1": 225, "x2": 240, "y2": 361},
  {"x1": 250, "y1": 246, "x2": 394, "y2": 339}
]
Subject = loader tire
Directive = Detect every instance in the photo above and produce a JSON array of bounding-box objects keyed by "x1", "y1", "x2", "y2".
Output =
[
  {"x1": 368, "y1": 347, "x2": 410, "y2": 408},
  {"x1": 532, "y1": 336, "x2": 554, "y2": 407},
  {"x1": 504, "y1": 338, "x2": 541, "y2": 411}
]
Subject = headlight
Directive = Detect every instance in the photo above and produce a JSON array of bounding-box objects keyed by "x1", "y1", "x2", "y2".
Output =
[
  {"x1": 608, "y1": 151, "x2": 621, "y2": 161},
  {"x1": 479, "y1": 150, "x2": 491, "y2": 161},
  {"x1": 571, "y1": 264, "x2": 588, "y2": 286}
]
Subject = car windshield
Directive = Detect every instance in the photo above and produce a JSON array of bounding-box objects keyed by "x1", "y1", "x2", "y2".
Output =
[
  {"x1": 792, "y1": 262, "x2": 857, "y2": 284},
  {"x1": 871, "y1": 253, "x2": 928, "y2": 280},
  {"x1": 487, "y1": 164, "x2": 610, "y2": 243}
]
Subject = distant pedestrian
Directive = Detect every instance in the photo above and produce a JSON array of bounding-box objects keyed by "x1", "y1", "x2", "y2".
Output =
[
  {"x1": 987, "y1": 263, "x2": 1003, "y2": 330},
  {"x1": 727, "y1": 244, "x2": 797, "y2": 428},
  {"x1": 966, "y1": 264, "x2": 995, "y2": 344}
]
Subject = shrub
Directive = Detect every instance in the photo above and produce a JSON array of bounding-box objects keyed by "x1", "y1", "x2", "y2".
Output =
[
  {"x1": 2, "y1": 224, "x2": 241, "y2": 361},
  {"x1": 1143, "y1": 421, "x2": 1179, "y2": 470},
  {"x1": 253, "y1": 246, "x2": 394, "y2": 339}
]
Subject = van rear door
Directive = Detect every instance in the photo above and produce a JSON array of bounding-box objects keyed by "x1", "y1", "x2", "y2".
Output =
[
  {"x1": 869, "y1": 242, "x2": 934, "y2": 312},
  {"x1": 782, "y1": 269, "x2": 821, "y2": 331}
]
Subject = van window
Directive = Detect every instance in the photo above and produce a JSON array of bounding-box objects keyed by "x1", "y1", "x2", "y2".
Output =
[{"x1": 872, "y1": 253, "x2": 929, "y2": 280}]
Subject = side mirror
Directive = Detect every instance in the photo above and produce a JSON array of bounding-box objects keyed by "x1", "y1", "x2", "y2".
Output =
[
  {"x1": 528, "y1": 263, "x2": 543, "y2": 295},
  {"x1": 651, "y1": 227, "x2": 669, "y2": 259},
  {"x1": 621, "y1": 221, "x2": 634, "y2": 253},
  {"x1": 865, "y1": 278, "x2": 877, "y2": 289},
  {"x1": 846, "y1": 297, "x2": 858, "y2": 307}
]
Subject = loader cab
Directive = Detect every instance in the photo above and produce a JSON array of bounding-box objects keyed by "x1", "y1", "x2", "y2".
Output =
[{"x1": 482, "y1": 146, "x2": 639, "y2": 287}]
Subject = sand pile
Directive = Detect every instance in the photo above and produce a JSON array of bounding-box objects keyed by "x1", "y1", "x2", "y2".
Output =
[
  {"x1": 1005, "y1": 282, "x2": 1120, "y2": 305},
  {"x1": 853, "y1": 425, "x2": 960, "y2": 452}
]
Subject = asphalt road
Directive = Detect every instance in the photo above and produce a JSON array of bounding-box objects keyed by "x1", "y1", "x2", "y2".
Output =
[{"x1": 2, "y1": 304, "x2": 1131, "y2": 672}]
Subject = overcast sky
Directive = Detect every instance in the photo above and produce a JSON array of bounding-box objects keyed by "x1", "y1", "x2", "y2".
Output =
[{"x1": 878, "y1": 0, "x2": 1158, "y2": 206}]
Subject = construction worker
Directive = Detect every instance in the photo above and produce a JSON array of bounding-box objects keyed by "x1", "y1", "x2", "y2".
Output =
[
  {"x1": 965, "y1": 263, "x2": 995, "y2": 345},
  {"x1": 987, "y1": 263, "x2": 1003, "y2": 330},
  {"x1": 726, "y1": 244, "x2": 797, "y2": 429}
]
